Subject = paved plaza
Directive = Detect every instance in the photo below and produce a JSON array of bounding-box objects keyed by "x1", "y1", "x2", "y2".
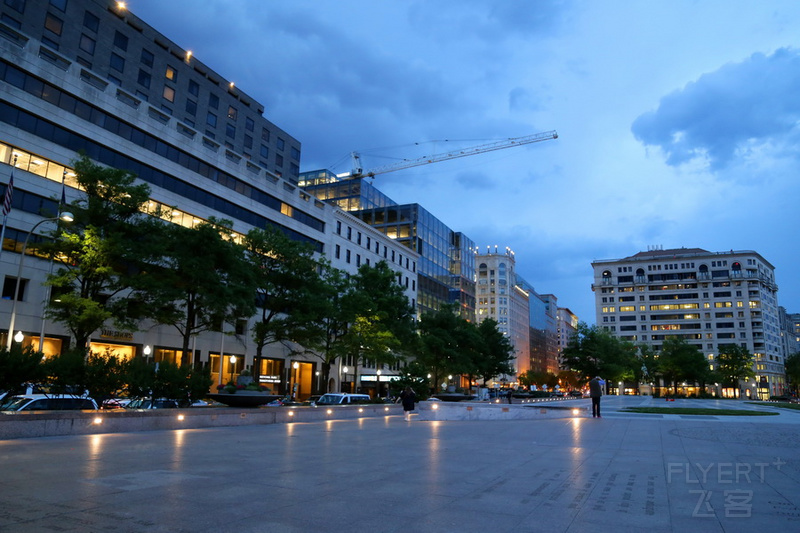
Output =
[{"x1": 1, "y1": 396, "x2": 799, "y2": 532}]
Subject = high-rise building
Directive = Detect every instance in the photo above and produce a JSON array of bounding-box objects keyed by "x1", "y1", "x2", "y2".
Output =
[
  {"x1": 592, "y1": 247, "x2": 784, "y2": 398},
  {"x1": 300, "y1": 172, "x2": 476, "y2": 319},
  {"x1": 0, "y1": 0, "x2": 416, "y2": 397},
  {"x1": 475, "y1": 247, "x2": 530, "y2": 378}
]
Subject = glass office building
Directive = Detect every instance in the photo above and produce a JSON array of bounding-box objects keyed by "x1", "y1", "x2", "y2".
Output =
[{"x1": 300, "y1": 173, "x2": 476, "y2": 319}]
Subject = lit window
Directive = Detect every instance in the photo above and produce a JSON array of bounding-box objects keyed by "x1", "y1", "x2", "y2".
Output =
[
  {"x1": 165, "y1": 66, "x2": 178, "y2": 82},
  {"x1": 227, "y1": 105, "x2": 237, "y2": 120},
  {"x1": 163, "y1": 86, "x2": 175, "y2": 102}
]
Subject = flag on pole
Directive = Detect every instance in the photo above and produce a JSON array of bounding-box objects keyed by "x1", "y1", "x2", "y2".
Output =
[{"x1": 2, "y1": 167, "x2": 13, "y2": 217}]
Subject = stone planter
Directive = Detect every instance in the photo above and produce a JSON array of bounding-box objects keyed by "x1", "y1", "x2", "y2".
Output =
[{"x1": 208, "y1": 392, "x2": 282, "y2": 407}]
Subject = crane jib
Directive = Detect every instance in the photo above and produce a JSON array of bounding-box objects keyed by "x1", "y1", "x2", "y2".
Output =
[{"x1": 347, "y1": 130, "x2": 558, "y2": 179}]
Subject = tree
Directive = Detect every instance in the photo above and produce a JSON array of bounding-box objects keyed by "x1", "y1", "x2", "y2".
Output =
[
  {"x1": 416, "y1": 304, "x2": 473, "y2": 391},
  {"x1": 658, "y1": 338, "x2": 708, "y2": 395},
  {"x1": 148, "y1": 219, "x2": 256, "y2": 367},
  {"x1": 785, "y1": 353, "x2": 800, "y2": 395},
  {"x1": 474, "y1": 318, "x2": 515, "y2": 385},
  {"x1": 0, "y1": 344, "x2": 45, "y2": 394},
  {"x1": 243, "y1": 226, "x2": 328, "y2": 380},
  {"x1": 42, "y1": 155, "x2": 166, "y2": 351},
  {"x1": 717, "y1": 344, "x2": 755, "y2": 396},
  {"x1": 349, "y1": 261, "x2": 417, "y2": 354},
  {"x1": 561, "y1": 322, "x2": 633, "y2": 384},
  {"x1": 310, "y1": 265, "x2": 355, "y2": 393}
]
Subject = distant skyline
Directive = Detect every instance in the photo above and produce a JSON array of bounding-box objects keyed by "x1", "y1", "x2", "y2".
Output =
[{"x1": 131, "y1": 1, "x2": 800, "y2": 322}]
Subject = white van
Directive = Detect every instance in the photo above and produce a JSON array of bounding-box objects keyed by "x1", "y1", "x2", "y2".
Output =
[
  {"x1": 0, "y1": 394, "x2": 98, "y2": 411},
  {"x1": 315, "y1": 393, "x2": 371, "y2": 405}
]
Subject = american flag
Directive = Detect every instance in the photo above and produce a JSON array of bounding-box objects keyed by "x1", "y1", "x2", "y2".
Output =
[{"x1": 2, "y1": 169, "x2": 13, "y2": 217}]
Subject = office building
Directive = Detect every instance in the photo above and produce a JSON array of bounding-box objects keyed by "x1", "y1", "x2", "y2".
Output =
[
  {"x1": 0, "y1": 0, "x2": 416, "y2": 397},
  {"x1": 300, "y1": 171, "x2": 476, "y2": 320},
  {"x1": 475, "y1": 247, "x2": 530, "y2": 378},
  {"x1": 592, "y1": 247, "x2": 784, "y2": 398}
]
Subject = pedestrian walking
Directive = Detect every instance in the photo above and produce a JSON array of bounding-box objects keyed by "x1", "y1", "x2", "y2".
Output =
[
  {"x1": 399, "y1": 386, "x2": 416, "y2": 421},
  {"x1": 589, "y1": 376, "x2": 605, "y2": 418}
]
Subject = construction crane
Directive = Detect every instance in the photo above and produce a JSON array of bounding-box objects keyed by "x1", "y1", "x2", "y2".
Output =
[{"x1": 337, "y1": 130, "x2": 558, "y2": 180}]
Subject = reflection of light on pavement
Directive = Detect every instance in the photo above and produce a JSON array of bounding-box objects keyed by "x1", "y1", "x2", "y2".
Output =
[
  {"x1": 426, "y1": 422, "x2": 441, "y2": 486},
  {"x1": 85, "y1": 434, "x2": 104, "y2": 479},
  {"x1": 172, "y1": 429, "x2": 186, "y2": 467}
]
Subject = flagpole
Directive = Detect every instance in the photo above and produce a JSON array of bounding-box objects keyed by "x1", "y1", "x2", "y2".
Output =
[
  {"x1": 0, "y1": 155, "x2": 18, "y2": 264},
  {"x1": 38, "y1": 169, "x2": 67, "y2": 352}
]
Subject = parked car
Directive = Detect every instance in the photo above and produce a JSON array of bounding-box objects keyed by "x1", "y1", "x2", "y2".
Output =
[
  {"x1": 0, "y1": 394, "x2": 98, "y2": 411},
  {"x1": 569, "y1": 390, "x2": 583, "y2": 398},
  {"x1": 101, "y1": 398, "x2": 132, "y2": 409},
  {"x1": 125, "y1": 398, "x2": 179, "y2": 409},
  {"x1": 315, "y1": 393, "x2": 372, "y2": 405},
  {"x1": 301, "y1": 395, "x2": 323, "y2": 406}
]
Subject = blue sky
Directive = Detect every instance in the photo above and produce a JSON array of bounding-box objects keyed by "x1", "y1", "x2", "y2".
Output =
[{"x1": 132, "y1": 1, "x2": 800, "y2": 323}]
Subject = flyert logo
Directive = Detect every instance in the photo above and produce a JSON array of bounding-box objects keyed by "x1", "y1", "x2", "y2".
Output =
[{"x1": 667, "y1": 459, "x2": 786, "y2": 518}]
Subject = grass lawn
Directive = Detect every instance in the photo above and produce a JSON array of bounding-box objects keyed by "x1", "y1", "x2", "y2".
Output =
[
  {"x1": 620, "y1": 407, "x2": 778, "y2": 416},
  {"x1": 747, "y1": 402, "x2": 800, "y2": 411}
]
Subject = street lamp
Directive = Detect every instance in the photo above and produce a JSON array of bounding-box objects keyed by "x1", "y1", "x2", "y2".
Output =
[
  {"x1": 376, "y1": 369, "x2": 382, "y2": 398},
  {"x1": 292, "y1": 361, "x2": 299, "y2": 399},
  {"x1": 342, "y1": 366, "x2": 348, "y2": 393},
  {"x1": 6, "y1": 213, "x2": 73, "y2": 350},
  {"x1": 229, "y1": 355, "x2": 237, "y2": 384},
  {"x1": 143, "y1": 345, "x2": 152, "y2": 363}
]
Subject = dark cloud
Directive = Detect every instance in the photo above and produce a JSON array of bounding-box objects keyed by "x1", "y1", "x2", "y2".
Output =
[{"x1": 632, "y1": 47, "x2": 800, "y2": 170}]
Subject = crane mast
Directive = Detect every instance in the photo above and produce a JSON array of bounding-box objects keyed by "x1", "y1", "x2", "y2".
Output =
[{"x1": 340, "y1": 130, "x2": 558, "y2": 180}]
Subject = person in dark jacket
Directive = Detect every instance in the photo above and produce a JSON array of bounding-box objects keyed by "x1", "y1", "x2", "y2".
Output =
[
  {"x1": 399, "y1": 387, "x2": 416, "y2": 421},
  {"x1": 589, "y1": 376, "x2": 605, "y2": 418}
]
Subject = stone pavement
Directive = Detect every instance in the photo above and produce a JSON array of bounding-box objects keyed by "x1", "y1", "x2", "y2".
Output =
[{"x1": 1, "y1": 396, "x2": 799, "y2": 532}]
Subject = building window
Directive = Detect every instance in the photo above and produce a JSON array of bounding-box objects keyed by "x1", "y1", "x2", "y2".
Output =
[
  {"x1": 226, "y1": 123, "x2": 236, "y2": 139},
  {"x1": 276, "y1": 137, "x2": 285, "y2": 150},
  {"x1": 209, "y1": 93, "x2": 219, "y2": 109},
  {"x1": 140, "y1": 49, "x2": 154, "y2": 68},
  {"x1": 113, "y1": 30, "x2": 128, "y2": 51},
  {"x1": 335, "y1": 244, "x2": 340, "y2": 259},
  {"x1": 346, "y1": 250, "x2": 351, "y2": 264},
  {"x1": 109, "y1": 53, "x2": 125, "y2": 73},
  {"x1": 188, "y1": 79, "x2": 199, "y2": 96},
  {"x1": 185, "y1": 99, "x2": 197, "y2": 115},
  {"x1": 245, "y1": 117, "x2": 254, "y2": 131},
  {"x1": 244, "y1": 134, "x2": 253, "y2": 149},
  {"x1": 49, "y1": 0, "x2": 67, "y2": 12},
  {"x1": 275, "y1": 154, "x2": 283, "y2": 167},
  {"x1": 260, "y1": 144, "x2": 269, "y2": 158},
  {"x1": 206, "y1": 112, "x2": 217, "y2": 127},
  {"x1": 165, "y1": 66, "x2": 178, "y2": 82},
  {"x1": 163, "y1": 86, "x2": 175, "y2": 102},
  {"x1": 261, "y1": 128, "x2": 270, "y2": 142},
  {"x1": 79, "y1": 34, "x2": 95, "y2": 55},
  {"x1": 5, "y1": 0, "x2": 24, "y2": 13},
  {"x1": 227, "y1": 105, "x2": 237, "y2": 120},
  {"x1": 291, "y1": 147, "x2": 300, "y2": 160},
  {"x1": 137, "y1": 69, "x2": 151, "y2": 89},
  {"x1": 44, "y1": 12, "x2": 63, "y2": 36}
]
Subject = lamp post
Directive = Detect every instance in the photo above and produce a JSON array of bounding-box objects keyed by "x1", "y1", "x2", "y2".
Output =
[
  {"x1": 6, "y1": 213, "x2": 73, "y2": 350},
  {"x1": 143, "y1": 345, "x2": 151, "y2": 363},
  {"x1": 376, "y1": 369, "x2": 382, "y2": 398},
  {"x1": 292, "y1": 361, "x2": 299, "y2": 399},
  {"x1": 342, "y1": 366, "x2": 348, "y2": 393},
  {"x1": 229, "y1": 355, "x2": 237, "y2": 384}
]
